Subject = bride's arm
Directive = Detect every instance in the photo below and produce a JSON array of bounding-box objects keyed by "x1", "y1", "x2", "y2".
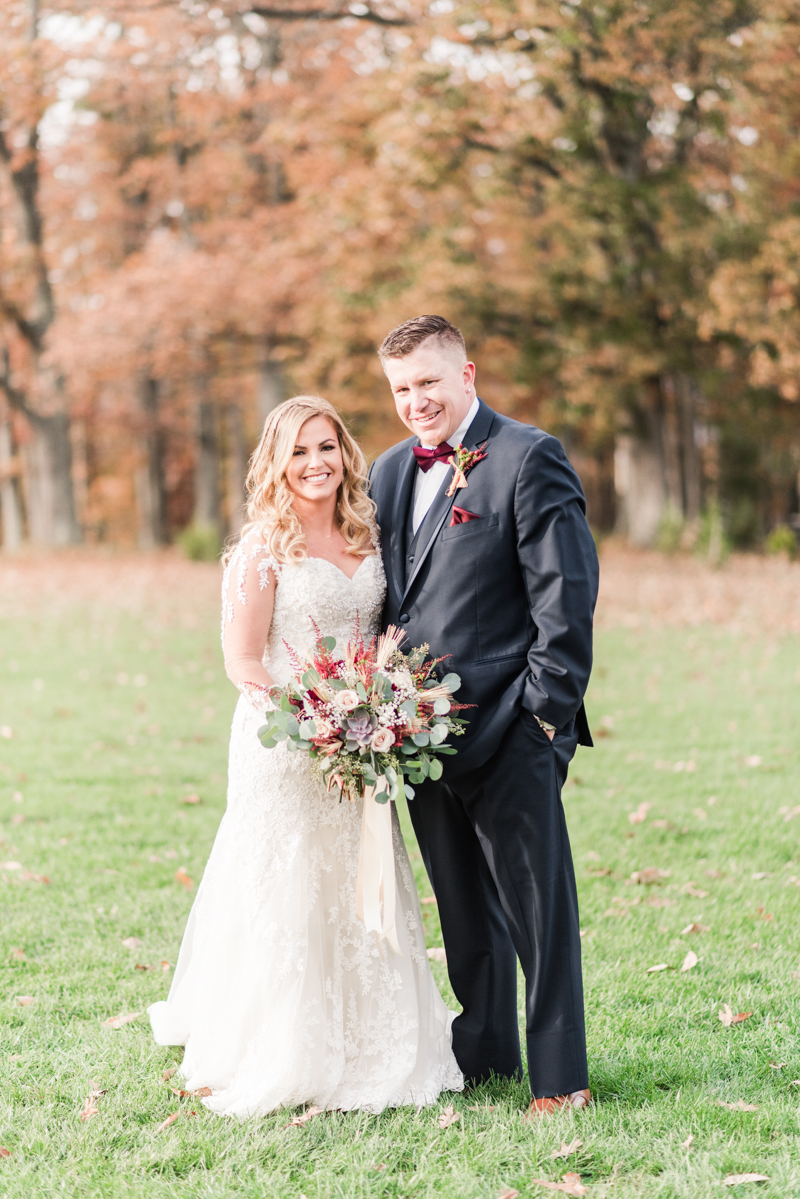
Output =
[{"x1": 221, "y1": 541, "x2": 279, "y2": 711}]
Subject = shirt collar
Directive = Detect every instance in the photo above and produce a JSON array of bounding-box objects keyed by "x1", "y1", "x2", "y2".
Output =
[{"x1": 420, "y1": 396, "x2": 480, "y2": 451}]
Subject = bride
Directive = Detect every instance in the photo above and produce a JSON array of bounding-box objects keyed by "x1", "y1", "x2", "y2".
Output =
[{"x1": 148, "y1": 395, "x2": 463, "y2": 1117}]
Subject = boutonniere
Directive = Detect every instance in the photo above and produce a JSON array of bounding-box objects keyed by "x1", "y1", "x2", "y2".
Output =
[{"x1": 446, "y1": 443, "x2": 488, "y2": 497}]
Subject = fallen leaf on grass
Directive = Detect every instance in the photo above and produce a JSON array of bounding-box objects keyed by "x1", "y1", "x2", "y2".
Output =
[
  {"x1": 682, "y1": 1134, "x2": 694, "y2": 1148},
  {"x1": 438, "y1": 1104, "x2": 460, "y2": 1128},
  {"x1": 631, "y1": 867, "x2": 670, "y2": 885},
  {"x1": 551, "y1": 1138, "x2": 583, "y2": 1159},
  {"x1": 175, "y1": 868, "x2": 193, "y2": 889},
  {"x1": 181, "y1": 793, "x2": 201, "y2": 805},
  {"x1": 171, "y1": 1086, "x2": 212, "y2": 1098},
  {"x1": 682, "y1": 882, "x2": 709, "y2": 898},
  {"x1": 468, "y1": 1105, "x2": 496, "y2": 1111},
  {"x1": 718, "y1": 1005, "x2": 752, "y2": 1027},
  {"x1": 0, "y1": 1148, "x2": 11, "y2": 1158},
  {"x1": 651, "y1": 819, "x2": 673, "y2": 830},
  {"x1": 680, "y1": 951, "x2": 699, "y2": 973},
  {"x1": 161, "y1": 960, "x2": 171, "y2": 972},
  {"x1": 156, "y1": 1111, "x2": 195, "y2": 1132},
  {"x1": 285, "y1": 1104, "x2": 324, "y2": 1128},
  {"x1": 420, "y1": 896, "x2": 437, "y2": 905},
  {"x1": 102, "y1": 1011, "x2": 141, "y2": 1029},
  {"x1": 498, "y1": 1190, "x2": 519, "y2": 1199},
  {"x1": 628, "y1": 802, "x2": 652, "y2": 825},
  {"x1": 647, "y1": 963, "x2": 670, "y2": 973},
  {"x1": 768, "y1": 1062, "x2": 786, "y2": 1069},
  {"x1": 121, "y1": 937, "x2": 142, "y2": 950},
  {"x1": 16, "y1": 996, "x2": 35, "y2": 1006},
  {"x1": 135, "y1": 963, "x2": 152, "y2": 972},
  {"x1": 754, "y1": 906, "x2": 773, "y2": 922},
  {"x1": 79, "y1": 1095, "x2": 99, "y2": 1122},
  {"x1": 680, "y1": 923, "x2": 709, "y2": 935},
  {"x1": 19, "y1": 872, "x2": 49, "y2": 883},
  {"x1": 532, "y1": 1173, "x2": 587, "y2": 1196},
  {"x1": 722, "y1": 1174, "x2": 769, "y2": 1186},
  {"x1": 9, "y1": 948, "x2": 25, "y2": 961},
  {"x1": 718, "y1": 1100, "x2": 759, "y2": 1111},
  {"x1": 427, "y1": 947, "x2": 447, "y2": 962}
]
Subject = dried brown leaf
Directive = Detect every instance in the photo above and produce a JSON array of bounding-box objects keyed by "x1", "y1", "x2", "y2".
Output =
[
  {"x1": 532, "y1": 1173, "x2": 588, "y2": 1195},
  {"x1": 647, "y1": 962, "x2": 670, "y2": 973},
  {"x1": 9, "y1": 948, "x2": 25, "y2": 960},
  {"x1": 551, "y1": 1138, "x2": 583, "y2": 1159},
  {"x1": 121, "y1": 937, "x2": 142, "y2": 950},
  {"x1": 718, "y1": 1099, "x2": 759, "y2": 1111},
  {"x1": 135, "y1": 963, "x2": 152, "y2": 972},
  {"x1": 162, "y1": 1068, "x2": 176, "y2": 1081},
  {"x1": 420, "y1": 896, "x2": 437, "y2": 905},
  {"x1": 16, "y1": 995, "x2": 35, "y2": 1006},
  {"x1": 680, "y1": 950, "x2": 699, "y2": 973},
  {"x1": 438, "y1": 1104, "x2": 460, "y2": 1129},
  {"x1": 682, "y1": 1134, "x2": 694, "y2": 1148},
  {"x1": 175, "y1": 867, "x2": 193, "y2": 889},
  {"x1": 181, "y1": 793, "x2": 201, "y2": 805},
  {"x1": 722, "y1": 1174, "x2": 769, "y2": 1186},
  {"x1": 79, "y1": 1095, "x2": 99, "y2": 1122},
  {"x1": 754, "y1": 906, "x2": 773, "y2": 921},
  {"x1": 680, "y1": 923, "x2": 710, "y2": 935},
  {"x1": 19, "y1": 872, "x2": 49, "y2": 883},
  {"x1": 102, "y1": 1011, "x2": 141, "y2": 1029},
  {"x1": 718, "y1": 1004, "x2": 752, "y2": 1027},
  {"x1": 171, "y1": 1086, "x2": 212, "y2": 1098},
  {"x1": 498, "y1": 1190, "x2": 519, "y2": 1199},
  {"x1": 631, "y1": 867, "x2": 670, "y2": 884},
  {"x1": 0, "y1": 1148, "x2": 11, "y2": 1158},
  {"x1": 156, "y1": 1112, "x2": 180, "y2": 1132},
  {"x1": 628, "y1": 802, "x2": 652, "y2": 825},
  {"x1": 161, "y1": 960, "x2": 171, "y2": 972},
  {"x1": 285, "y1": 1104, "x2": 324, "y2": 1128}
]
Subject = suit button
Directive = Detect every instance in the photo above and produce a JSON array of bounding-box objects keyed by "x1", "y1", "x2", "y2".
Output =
[
  {"x1": 408, "y1": 555, "x2": 414, "y2": 563},
  {"x1": 399, "y1": 613, "x2": 410, "y2": 624}
]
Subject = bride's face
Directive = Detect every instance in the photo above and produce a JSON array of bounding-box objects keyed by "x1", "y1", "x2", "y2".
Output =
[{"x1": 285, "y1": 415, "x2": 344, "y2": 505}]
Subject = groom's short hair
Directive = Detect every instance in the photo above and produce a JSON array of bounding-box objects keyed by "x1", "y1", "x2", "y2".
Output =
[{"x1": 378, "y1": 315, "x2": 466, "y2": 363}]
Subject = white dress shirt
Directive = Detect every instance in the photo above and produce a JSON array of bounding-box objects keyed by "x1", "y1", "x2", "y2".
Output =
[{"x1": 411, "y1": 397, "x2": 480, "y2": 533}]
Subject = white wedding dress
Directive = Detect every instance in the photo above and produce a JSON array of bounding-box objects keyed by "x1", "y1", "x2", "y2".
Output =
[{"x1": 148, "y1": 533, "x2": 463, "y2": 1117}]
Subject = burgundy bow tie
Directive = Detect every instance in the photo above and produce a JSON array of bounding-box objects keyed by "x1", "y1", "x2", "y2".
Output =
[{"x1": 412, "y1": 442, "x2": 454, "y2": 472}]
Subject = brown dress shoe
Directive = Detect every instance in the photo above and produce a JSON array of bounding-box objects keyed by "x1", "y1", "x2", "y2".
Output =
[{"x1": 525, "y1": 1089, "x2": 591, "y2": 1118}]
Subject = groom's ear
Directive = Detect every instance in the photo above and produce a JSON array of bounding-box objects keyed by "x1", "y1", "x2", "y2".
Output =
[{"x1": 463, "y1": 361, "x2": 476, "y2": 389}]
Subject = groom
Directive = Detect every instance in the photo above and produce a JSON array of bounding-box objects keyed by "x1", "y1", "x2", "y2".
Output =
[{"x1": 369, "y1": 316, "x2": 599, "y2": 1114}]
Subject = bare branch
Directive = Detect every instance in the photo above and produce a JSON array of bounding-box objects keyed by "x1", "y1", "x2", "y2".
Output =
[
  {"x1": 0, "y1": 346, "x2": 32, "y2": 419},
  {"x1": 248, "y1": 5, "x2": 412, "y2": 27}
]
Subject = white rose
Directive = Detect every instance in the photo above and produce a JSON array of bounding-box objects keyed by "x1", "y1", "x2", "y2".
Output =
[
  {"x1": 334, "y1": 689, "x2": 360, "y2": 712},
  {"x1": 371, "y1": 727, "x2": 395, "y2": 753}
]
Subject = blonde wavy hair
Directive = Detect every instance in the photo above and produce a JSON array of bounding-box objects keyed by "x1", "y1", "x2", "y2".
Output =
[{"x1": 231, "y1": 395, "x2": 377, "y2": 565}]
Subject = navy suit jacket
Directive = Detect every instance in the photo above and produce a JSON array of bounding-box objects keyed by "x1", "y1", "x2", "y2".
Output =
[{"x1": 368, "y1": 399, "x2": 599, "y2": 778}]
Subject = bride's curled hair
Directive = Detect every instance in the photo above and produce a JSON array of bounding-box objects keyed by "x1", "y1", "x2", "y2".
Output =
[{"x1": 234, "y1": 395, "x2": 377, "y2": 565}]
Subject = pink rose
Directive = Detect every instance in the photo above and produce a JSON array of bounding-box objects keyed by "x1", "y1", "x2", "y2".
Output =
[
  {"x1": 370, "y1": 727, "x2": 395, "y2": 752},
  {"x1": 334, "y1": 689, "x2": 360, "y2": 712}
]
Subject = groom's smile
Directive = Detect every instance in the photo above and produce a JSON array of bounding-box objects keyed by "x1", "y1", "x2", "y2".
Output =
[{"x1": 383, "y1": 338, "x2": 476, "y2": 447}]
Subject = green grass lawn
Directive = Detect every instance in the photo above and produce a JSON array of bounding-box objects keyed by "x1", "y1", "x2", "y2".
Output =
[{"x1": 1, "y1": 562, "x2": 800, "y2": 1198}]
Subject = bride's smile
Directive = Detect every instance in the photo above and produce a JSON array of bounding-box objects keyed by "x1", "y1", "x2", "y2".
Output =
[{"x1": 286, "y1": 415, "x2": 344, "y2": 504}]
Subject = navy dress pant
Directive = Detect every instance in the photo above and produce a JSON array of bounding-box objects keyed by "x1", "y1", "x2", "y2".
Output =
[{"x1": 408, "y1": 710, "x2": 588, "y2": 1099}]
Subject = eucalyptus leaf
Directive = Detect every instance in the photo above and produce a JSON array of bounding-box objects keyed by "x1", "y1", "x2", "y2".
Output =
[
  {"x1": 301, "y1": 669, "x2": 321, "y2": 690},
  {"x1": 441, "y1": 672, "x2": 461, "y2": 693},
  {"x1": 285, "y1": 715, "x2": 300, "y2": 736},
  {"x1": 384, "y1": 764, "x2": 397, "y2": 785},
  {"x1": 411, "y1": 732, "x2": 429, "y2": 747},
  {"x1": 401, "y1": 741, "x2": 417, "y2": 755},
  {"x1": 433, "y1": 697, "x2": 451, "y2": 715},
  {"x1": 400, "y1": 699, "x2": 418, "y2": 720},
  {"x1": 404, "y1": 783, "x2": 415, "y2": 801},
  {"x1": 321, "y1": 636, "x2": 336, "y2": 652},
  {"x1": 428, "y1": 758, "x2": 443, "y2": 781},
  {"x1": 429, "y1": 724, "x2": 448, "y2": 745}
]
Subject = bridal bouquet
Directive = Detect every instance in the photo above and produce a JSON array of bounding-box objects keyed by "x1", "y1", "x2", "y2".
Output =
[{"x1": 257, "y1": 623, "x2": 466, "y2": 804}]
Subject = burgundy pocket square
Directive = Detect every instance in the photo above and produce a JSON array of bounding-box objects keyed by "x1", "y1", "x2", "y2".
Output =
[{"x1": 449, "y1": 506, "x2": 481, "y2": 527}]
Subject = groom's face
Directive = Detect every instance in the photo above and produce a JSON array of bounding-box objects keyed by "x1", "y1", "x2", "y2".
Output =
[{"x1": 384, "y1": 338, "x2": 476, "y2": 446}]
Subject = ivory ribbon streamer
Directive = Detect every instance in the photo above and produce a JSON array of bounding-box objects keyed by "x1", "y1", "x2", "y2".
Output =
[{"x1": 356, "y1": 786, "x2": 402, "y2": 958}]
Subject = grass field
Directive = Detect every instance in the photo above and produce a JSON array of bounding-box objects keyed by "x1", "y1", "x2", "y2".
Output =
[{"x1": 1, "y1": 550, "x2": 800, "y2": 1198}]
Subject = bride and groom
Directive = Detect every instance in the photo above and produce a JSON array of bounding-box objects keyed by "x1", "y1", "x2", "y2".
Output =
[{"x1": 149, "y1": 314, "x2": 599, "y2": 1119}]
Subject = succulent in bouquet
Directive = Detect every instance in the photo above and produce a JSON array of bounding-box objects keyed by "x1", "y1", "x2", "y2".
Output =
[{"x1": 257, "y1": 624, "x2": 467, "y2": 804}]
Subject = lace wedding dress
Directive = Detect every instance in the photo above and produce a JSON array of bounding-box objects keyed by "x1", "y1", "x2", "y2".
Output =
[{"x1": 148, "y1": 533, "x2": 463, "y2": 1117}]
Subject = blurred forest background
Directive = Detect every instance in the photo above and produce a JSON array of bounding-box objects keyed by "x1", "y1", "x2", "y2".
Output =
[{"x1": 1, "y1": 0, "x2": 800, "y2": 555}]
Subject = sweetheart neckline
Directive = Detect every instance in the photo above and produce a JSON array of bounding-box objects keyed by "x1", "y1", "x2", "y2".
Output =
[{"x1": 305, "y1": 554, "x2": 375, "y2": 583}]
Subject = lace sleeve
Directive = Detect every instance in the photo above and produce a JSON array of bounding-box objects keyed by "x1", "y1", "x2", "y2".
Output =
[{"x1": 221, "y1": 534, "x2": 280, "y2": 713}]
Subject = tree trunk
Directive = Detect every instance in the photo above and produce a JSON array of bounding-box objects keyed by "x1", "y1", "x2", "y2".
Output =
[
  {"x1": 193, "y1": 385, "x2": 221, "y2": 532},
  {"x1": 658, "y1": 375, "x2": 684, "y2": 517},
  {"x1": 0, "y1": 419, "x2": 23, "y2": 550},
  {"x1": 676, "y1": 373, "x2": 702, "y2": 522},
  {"x1": 24, "y1": 410, "x2": 80, "y2": 545},
  {"x1": 258, "y1": 341, "x2": 284, "y2": 426},
  {"x1": 226, "y1": 402, "x2": 247, "y2": 537},
  {"x1": 614, "y1": 381, "x2": 667, "y2": 546},
  {"x1": 135, "y1": 376, "x2": 166, "y2": 548}
]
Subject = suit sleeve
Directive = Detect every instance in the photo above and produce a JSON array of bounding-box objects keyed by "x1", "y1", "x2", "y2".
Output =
[{"x1": 513, "y1": 435, "x2": 599, "y2": 731}]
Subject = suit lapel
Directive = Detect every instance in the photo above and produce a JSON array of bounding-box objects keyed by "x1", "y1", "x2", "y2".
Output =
[
  {"x1": 388, "y1": 445, "x2": 417, "y2": 599},
  {"x1": 400, "y1": 399, "x2": 495, "y2": 605}
]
